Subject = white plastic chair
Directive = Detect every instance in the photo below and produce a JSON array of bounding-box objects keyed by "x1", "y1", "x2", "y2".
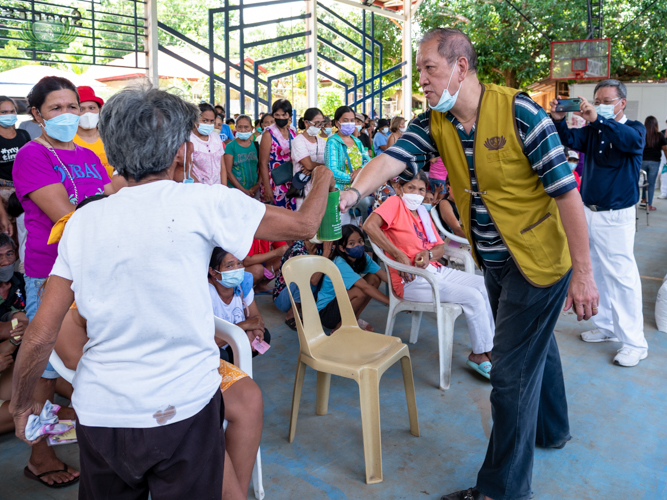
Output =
[
  {"x1": 429, "y1": 206, "x2": 475, "y2": 274},
  {"x1": 637, "y1": 168, "x2": 649, "y2": 228},
  {"x1": 369, "y1": 240, "x2": 475, "y2": 391},
  {"x1": 49, "y1": 316, "x2": 265, "y2": 500}
]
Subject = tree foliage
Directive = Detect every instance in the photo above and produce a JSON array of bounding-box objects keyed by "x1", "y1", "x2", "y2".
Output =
[{"x1": 414, "y1": 0, "x2": 667, "y2": 89}]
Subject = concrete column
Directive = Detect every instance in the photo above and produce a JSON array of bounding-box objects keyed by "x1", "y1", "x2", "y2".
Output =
[
  {"x1": 305, "y1": 0, "x2": 318, "y2": 108},
  {"x1": 402, "y1": 0, "x2": 412, "y2": 118},
  {"x1": 145, "y1": 0, "x2": 159, "y2": 87}
]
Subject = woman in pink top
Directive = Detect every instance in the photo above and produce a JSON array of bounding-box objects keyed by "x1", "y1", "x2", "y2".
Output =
[
  {"x1": 428, "y1": 156, "x2": 447, "y2": 191},
  {"x1": 189, "y1": 102, "x2": 226, "y2": 185},
  {"x1": 12, "y1": 75, "x2": 112, "y2": 489},
  {"x1": 364, "y1": 172, "x2": 494, "y2": 380},
  {"x1": 291, "y1": 107, "x2": 326, "y2": 210}
]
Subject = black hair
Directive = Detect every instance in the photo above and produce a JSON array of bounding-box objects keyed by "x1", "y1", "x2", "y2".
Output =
[
  {"x1": 298, "y1": 107, "x2": 324, "y2": 130},
  {"x1": 6, "y1": 192, "x2": 23, "y2": 218},
  {"x1": 0, "y1": 96, "x2": 17, "y2": 113},
  {"x1": 260, "y1": 113, "x2": 274, "y2": 126},
  {"x1": 215, "y1": 104, "x2": 225, "y2": 113},
  {"x1": 0, "y1": 232, "x2": 15, "y2": 250},
  {"x1": 333, "y1": 106, "x2": 354, "y2": 125},
  {"x1": 271, "y1": 99, "x2": 293, "y2": 117},
  {"x1": 208, "y1": 247, "x2": 229, "y2": 278},
  {"x1": 198, "y1": 102, "x2": 217, "y2": 117},
  {"x1": 235, "y1": 114, "x2": 252, "y2": 127},
  {"x1": 333, "y1": 224, "x2": 367, "y2": 274},
  {"x1": 226, "y1": 118, "x2": 235, "y2": 125},
  {"x1": 27, "y1": 76, "x2": 79, "y2": 115},
  {"x1": 398, "y1": 171, "x2": 429, "y2": 189},
  {"x1": 374, "y1": 118, "x2": 390, "y2": 138},
  {"x1": 645, "y1": 115, "x2": 660, "y2": 149}
]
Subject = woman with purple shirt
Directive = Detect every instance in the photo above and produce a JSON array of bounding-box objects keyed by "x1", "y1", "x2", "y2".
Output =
[{"x1": 11, "y1": 76, "x2": 111, "y2": 489}]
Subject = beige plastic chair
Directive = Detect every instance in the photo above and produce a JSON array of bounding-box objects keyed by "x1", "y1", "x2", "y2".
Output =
[
  {"x1": 282, "y1": 255, "x2": 419, "y2": 484},
  {"x1": 369, "y1": 239, "x2": 476, "y2": 391}
]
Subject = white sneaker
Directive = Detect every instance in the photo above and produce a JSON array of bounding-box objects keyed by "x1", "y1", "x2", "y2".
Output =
[
  {"x1": 613, "y1": 347, "x2": 648, "y2": 367},
  {"x1": 658, "y1": 194, "x2": 667, "y2": 199},
  {"x1": 581, "y1": 329, "x2": 619, "y2": 343}
]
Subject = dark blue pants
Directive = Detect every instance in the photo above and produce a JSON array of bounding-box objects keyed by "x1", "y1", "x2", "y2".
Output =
[{"x1": 476, "y1": 259, "x2": 571, "y2": 500}]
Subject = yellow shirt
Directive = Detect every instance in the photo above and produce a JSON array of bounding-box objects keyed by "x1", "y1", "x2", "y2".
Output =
[{"x1": 73, "y1": 135, "x2": 113, "y2": 179}]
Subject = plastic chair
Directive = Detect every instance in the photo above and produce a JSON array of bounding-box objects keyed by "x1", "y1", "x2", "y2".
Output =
[
  {"x1": 429, "y1": 206, "x2": 476, "y2": 274},
  {"x1": 369, "y1": 239, "x2": 473, "y2": 391},
  {"x1": 637, "y1": 168, "x2": 649, "y2": 228},
  {"x1": 49, "y1": 317, "x2": 266, "y2": 500},
  {"x1": 282, "y1": 255, "x2": 419, "y2": 484}
]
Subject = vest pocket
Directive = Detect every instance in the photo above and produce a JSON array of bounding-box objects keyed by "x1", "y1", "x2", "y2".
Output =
[{"x1": 519, "y1": 212, "x2": 560, "y2": 268}]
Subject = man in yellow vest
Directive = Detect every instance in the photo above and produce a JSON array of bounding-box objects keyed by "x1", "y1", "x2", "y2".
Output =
[{"x1": 343, "y1": 28, "x2": 599, "y2": 500}]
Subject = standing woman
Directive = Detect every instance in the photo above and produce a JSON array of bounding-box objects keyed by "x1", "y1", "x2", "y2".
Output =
[
  {"x1": 12, "y1": 75, "x2": 111, "y2": 489},
  {"x1": 385, "y1": 116, "x2": 406, "y2": 148},
  {"x1": 0, "y1": 96, "x2": 30, "y2": 202},
  {"x1": 258, "y1": 99, "x2": 296, "y2": 208},
  {"x1": 190, "y1": 102, "x2": 226, "y2": 186},
  {"x1": 291, "y1": 107, "x2": 326, "y2": 210},
  {"x1": 640, "y1": 115, "x2": 667, "y2": 211},
  {"x1": 73, "y1": 86, "x2": 113, "y2": 180},
  {"x1": 224, "y1": 115, "x2": 259, "y2": 198},
  {"x1": 324, "y1": 106, "x2": 371, "y2": 224}
]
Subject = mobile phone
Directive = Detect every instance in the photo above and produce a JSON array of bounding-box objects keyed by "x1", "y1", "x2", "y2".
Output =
[{"x1": 555, "y1": 98, "x2": 582, "y2": 113}]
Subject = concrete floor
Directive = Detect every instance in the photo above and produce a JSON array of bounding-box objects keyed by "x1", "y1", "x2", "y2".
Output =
[{"x1": 1, "y1": 199, "x2": 665, "y2": 500}]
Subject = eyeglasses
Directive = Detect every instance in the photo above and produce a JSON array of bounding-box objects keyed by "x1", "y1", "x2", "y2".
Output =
[
  {"x1": 594, "y1": 97, "x2": 619, "y2": 106},
  {"x1": 307, "y1": 120, "x2": 325, "y2": 127}
]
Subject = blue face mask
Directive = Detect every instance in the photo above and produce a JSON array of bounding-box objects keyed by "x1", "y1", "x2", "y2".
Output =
[
  {"x1": 198, "y1": 123, "x2": 214, "y2": 136},
  {"x1": 429, "y1": 63, "x2": 462, "y2": 114},
  {"x1": 594, "y1": 102, "x2": 619, "y2": 121},
  {"x1": 236, "y1": 131, "x2": 252, "y2": 140},
  {"x1": 215, "y1": 267, "x2": 245, "y2": 288},
  {"x1": 42, "y1": 113, "x2": 79, "y2": 142},
  {"x1": 324, "y1": 127, "x2": 332, "y2": 136},
  {"x1": 256, "y1": 126, "x2": 263, "y2": 133},
  {"x1": 345, "y1": 245, "x2": 366, "y2": 259},
  {"x1": 0, "y1": 114, "x2": 18, "y2": 127},
  {"x1": 423, "y1": 203, "x2": 433, "y2": 211}
]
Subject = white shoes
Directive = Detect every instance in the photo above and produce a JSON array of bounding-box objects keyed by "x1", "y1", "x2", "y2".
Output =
[
  {"x1": 581, "y1": 329, "x2": 619, "y2": 343},
  {"x1": 614, "y1": 347, "x2": 648, "y2": 367},
  {"x1": 658, "y1": 194, "x2": 667, "y2": 199}
]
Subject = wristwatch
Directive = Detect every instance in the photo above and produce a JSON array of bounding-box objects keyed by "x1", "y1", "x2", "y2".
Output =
[{"x1": 428, "y1": 250, "x2": 433, "y2": 260}]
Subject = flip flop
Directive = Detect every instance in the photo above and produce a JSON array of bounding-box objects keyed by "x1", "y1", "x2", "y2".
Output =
[
  {"x1": 24, "y1": 464, "x2": 79, "y2": 489},
  {"x1": 466, "y1": 360, "x2": 492, "y2": 380},
  {"x1": 285, "y1": 318, "x2": 297, "y2": 331}
]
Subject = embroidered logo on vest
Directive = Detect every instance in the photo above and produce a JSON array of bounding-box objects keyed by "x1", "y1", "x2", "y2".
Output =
[{"x1": 484, "y1": 136, "x2": 506, "y2": 151}]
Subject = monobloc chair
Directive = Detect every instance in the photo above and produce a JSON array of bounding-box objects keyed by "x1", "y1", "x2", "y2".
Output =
[
  {"x1": 49, "y1": 317, "x2": 266, "y2": 500},
  {"x1": 429, "y1": 206, "x2": 476, "y2": 274},
  {"x1": 282, "y1": 255, "x2": 419, "y2": 484},
  {"x1": 369, "y1": 239, "x2": 475, "y2": 391}
]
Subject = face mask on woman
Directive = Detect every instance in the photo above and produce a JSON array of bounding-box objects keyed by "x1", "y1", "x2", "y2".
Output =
[
  {"x1": 198, "y1": 123, "x2": 214, "y2": 136},
  {"x1": 568, "y1": 161, "x2": 578, "y2": 172},
  {"x1": 355, "y1": 125, "x2": 363, "y2": 133},
  {"x1": 345, "y1": 245, "x2": 366, "y2": 259},
  {"x1": 382, "y1": 127, "x2": 389, "y2": 134},
  {"x1": 0, "y1": 114, "x2": 18, "y2": 128},
  {"x1": 42, "y1": 112, "x2": 80, "y2": 143},
  {"x1": 339, "y1": 123, "x2": 356, "y2": 136},
  {"x1": 216, "y1": 267, "x2": 245, "y2": 288},
  {"x1": 324, "y1": 127, "x2": 333, "y2": 136},
  {"x1": 402, "y1": 193, "x2": 424, "y2": 211},
  {"x1": 307, "y1": 125, "x2": 321, "y2": 137},
  {"x1": 79, "y1": 112, "x2": 99, "y2": 130},
  {"x1": 236, "y1": 131, "x2": 252, "y2": 141},
  {"x1": 274, "y1": 118, "x2": 289, "y2": 128},
  {"x1": 422, "y1": 203, "x2": 433, "y2": 211},
  {"x1": 399, "y1": 126, "x2": 407, "y2": 133}
]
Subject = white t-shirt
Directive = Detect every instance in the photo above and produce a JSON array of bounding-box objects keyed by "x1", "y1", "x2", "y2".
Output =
[
  {"x1": 209, "y1": 282, "x2": 254, "y2": 325},
  {"x1": 51, "y1": 181, "x2": 266, "y2": 428}
]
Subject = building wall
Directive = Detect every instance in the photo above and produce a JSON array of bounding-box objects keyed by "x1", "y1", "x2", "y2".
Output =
[{"x1": 570, "y1": 82, "x2": 667, "y2": 126}]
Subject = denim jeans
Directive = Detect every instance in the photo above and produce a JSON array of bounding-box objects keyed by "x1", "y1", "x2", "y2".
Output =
[
  {"x1": 25, "y1": 275, "x2": 59, "y2": 379},
  {"x1": 641, "y1": 160, "x2": 661, "y2": 205},
  {"x1": 274, "y1": 283, "x2": 302, "y2": 313},
  {"x1": 476, "y1": 259, "x2": 571, "y2": 500}
]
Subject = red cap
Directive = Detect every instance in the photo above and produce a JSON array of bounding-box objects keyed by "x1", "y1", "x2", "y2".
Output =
[{"x1": 77, "y1": 86, "x2": 104, "y2": 108}]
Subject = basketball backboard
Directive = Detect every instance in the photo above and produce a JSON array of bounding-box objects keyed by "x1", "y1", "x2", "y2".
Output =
[{"x1": 551, "y1": 39, "x2": 611, "y2": 81}]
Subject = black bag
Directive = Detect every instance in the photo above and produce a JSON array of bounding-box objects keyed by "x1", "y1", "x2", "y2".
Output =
[{"x1": 269, "y1": 132, "x2": 293, "y2": 186}]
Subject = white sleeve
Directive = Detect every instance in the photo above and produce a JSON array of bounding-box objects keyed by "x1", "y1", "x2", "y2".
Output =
[
  {"x1": 244, "y1": 287, "x2": 255, "y2": 308},
  {"x1": 210, "y1": 186, "x2": 266, "y2": 260},
  {"x1": 50, "y1": 222, "x2": 74, "y2": 281}
]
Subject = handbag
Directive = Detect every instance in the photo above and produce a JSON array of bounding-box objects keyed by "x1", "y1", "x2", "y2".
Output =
[{"x1": 270, "y1": 131, "x2": 294, "y2": 186}]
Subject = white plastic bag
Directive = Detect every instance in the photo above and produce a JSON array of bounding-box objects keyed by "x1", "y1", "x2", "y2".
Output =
[{"x1": 656, "y1": 274, "x2": 667, "y2": 333}]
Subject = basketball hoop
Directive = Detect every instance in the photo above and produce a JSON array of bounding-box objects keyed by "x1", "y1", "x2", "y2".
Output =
[{"x1": 551, "y1": 39, "x2": 611, "y2": 81}]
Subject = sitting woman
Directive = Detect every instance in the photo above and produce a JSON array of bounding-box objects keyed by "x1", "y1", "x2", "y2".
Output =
[
  {"x1": 316, "y1": 225, "x2": 388, "y2": 332},
  {"x1": 436, "y1": 178, "x2": 466, "y2": 240},
  {"x1": 363, "y1": 172, "x2": 494, "y2": 379},
  {"x1": 208, "y1": 247, "x2": 271, "y2": 363}
]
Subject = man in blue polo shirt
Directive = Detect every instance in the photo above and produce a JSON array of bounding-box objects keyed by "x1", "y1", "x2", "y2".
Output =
[{"x1": 551, "y1": 79, "x2": 648, "y2": 367}]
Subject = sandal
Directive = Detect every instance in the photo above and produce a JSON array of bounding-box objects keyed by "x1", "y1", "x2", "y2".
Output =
[
  {"x1": 285, "y1": 318, "x2": 297, "y2": 331},
  {"x1": 466, "y1": 360, "x2": 492, "y2": 380},
  {"x1": 24, "y1": 464, "x2": 79, "y2": 489}
]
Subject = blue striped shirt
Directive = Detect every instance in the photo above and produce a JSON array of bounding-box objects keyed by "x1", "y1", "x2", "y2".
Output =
[{"x1": 385, "y1": 93, "x2": 577, "y2": 268}]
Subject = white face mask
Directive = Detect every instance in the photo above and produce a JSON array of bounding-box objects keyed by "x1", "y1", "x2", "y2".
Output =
[
  {"x1": 399, "y1": 127, "x2": 407, "y2": 133},
  {"x1": 402, "y1": 193, "x2": 424, "y2": 210},
  {"x1": 79, "y1": 112, "x2": 99, "y2": 130},
  {"x1": 382, "y1": 127, "x2": 389, "y2": 134},
  {"x1": 307, "y1": 125, "x2": 321, "y2": 137}
]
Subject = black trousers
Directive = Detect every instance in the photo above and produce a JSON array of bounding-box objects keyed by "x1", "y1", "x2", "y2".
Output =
[{"x1": 77, "y1": 390, "x2": 225, "y2": 500}]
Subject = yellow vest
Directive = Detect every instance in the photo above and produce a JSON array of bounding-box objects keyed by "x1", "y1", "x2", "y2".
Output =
[{"x1": 430, "y1": 83, "x2": 571, "y2": 287}]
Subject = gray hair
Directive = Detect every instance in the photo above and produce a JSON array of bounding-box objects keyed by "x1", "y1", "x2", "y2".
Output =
[
  {"x1": 594, "y1": 79, "x2": 627, "y2": 100},
  {"x1": 418, "y1": 28, "x2": 478, "y2": 73},
  {"x1": 0, "y1": 232, "x2": 15, "y2": 249},
  {"x1": 235, "y1": 114, "x2": 253, "y2": 127},
  {"x1": 98, "y1": 84, "x2": 199, "y2": 181}
]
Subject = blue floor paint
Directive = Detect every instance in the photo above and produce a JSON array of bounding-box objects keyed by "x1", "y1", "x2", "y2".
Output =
[{"x1": 0, "y1": 200, "x2": 666, "y2": 499}]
